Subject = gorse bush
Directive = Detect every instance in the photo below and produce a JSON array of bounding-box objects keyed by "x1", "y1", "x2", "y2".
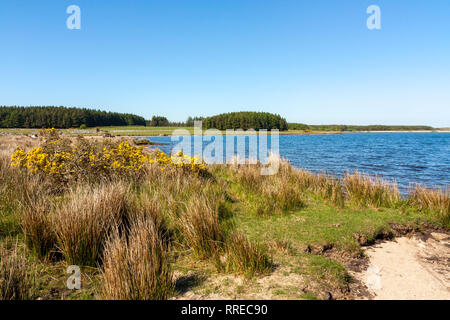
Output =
[
  {"x1": 10, "y1": 129, "x2": 207, "y2": 189},
  {"x1": 154, "y1": 150, "x2": 207, "y2": 174},
  {"x1": 100, "y1": 217, "x2": 173, "y2": 300},
  {"x1": 11, "y1": 136, "x2": 149, "y2": 184}
]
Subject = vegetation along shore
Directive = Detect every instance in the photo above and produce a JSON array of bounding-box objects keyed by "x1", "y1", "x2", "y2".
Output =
[{"x1": 0, "y1": 129, "x2": 448, "y2": 300}]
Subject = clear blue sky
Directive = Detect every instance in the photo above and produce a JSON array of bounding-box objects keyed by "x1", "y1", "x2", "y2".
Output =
[{"x1": 0, "y1": 0, "x2": 449, "y2": 126}]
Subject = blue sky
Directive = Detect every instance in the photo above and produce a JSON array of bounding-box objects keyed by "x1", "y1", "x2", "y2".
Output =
[{"x1": 0, "y1": 0, "x2": 449, "y2": 126}]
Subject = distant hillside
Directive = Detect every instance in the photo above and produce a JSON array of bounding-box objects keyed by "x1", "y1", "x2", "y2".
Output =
[
  {"x1": 288, "y1": 123, "x2": 435, "y2": 132},
  {"x1": 0, "y1": 106, "x2": 146, "y2": 128},
  {"x1": 204, "y1": 112, "x2": 288, "y2": 131}
]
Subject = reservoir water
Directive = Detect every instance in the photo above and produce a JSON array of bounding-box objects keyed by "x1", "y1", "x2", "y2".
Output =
[{"x1": 145, "y1": 132, "x2": 450, "y2": 192}]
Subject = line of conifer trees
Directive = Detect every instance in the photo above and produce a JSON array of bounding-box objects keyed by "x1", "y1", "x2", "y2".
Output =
[
  {"x1": 203, "y1": 112, "x2": 288, "y2": 131},
  {"x1": 0, "y1": 106, "x2": 146, "y2": 128}
]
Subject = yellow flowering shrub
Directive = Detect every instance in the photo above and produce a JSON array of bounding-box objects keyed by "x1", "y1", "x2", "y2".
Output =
[
  {"x1": 39, "y1": 128, "x2": 60, "y2": 141},
  {"x1": 152, "y1": 150, "x2": 207, "y2": 173},
  {"x1": 10, "y1": 129, "x2": 207, "y2": 185}
]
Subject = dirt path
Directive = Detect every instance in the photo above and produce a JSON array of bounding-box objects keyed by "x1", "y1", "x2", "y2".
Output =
[{"x1": 355, "y1": 232, "x2": 450, "y2": 300}]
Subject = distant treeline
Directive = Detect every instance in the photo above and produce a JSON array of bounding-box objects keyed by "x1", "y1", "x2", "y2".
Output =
[
  {"x1": 145, "y1": 116, "x2": 205, "y2": 127},
  {"x1": 204, "y1": 112, "x2": 288, "y2": 131},
  {"x1": 288, "y1": 123, "x2": 435, "y2": 132},
  {"x1": 0, "y1": 106, "x2": 146, "y2": 128}
]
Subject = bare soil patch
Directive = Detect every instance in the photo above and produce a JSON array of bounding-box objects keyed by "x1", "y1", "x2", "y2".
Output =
[{"x1": 353, "y1": 232, "x2": 450, "y2": 300}]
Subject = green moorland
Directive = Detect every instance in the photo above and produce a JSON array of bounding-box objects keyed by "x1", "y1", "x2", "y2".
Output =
[
  {"x1": 2, "y1": 125, "x2": 448, "y2": 138},
  {"x1": 0, "y1": 126, "x2": 332, "y2": 137},
  {"x1": 0, "y1": 131, "x2": 448, "y2": 300}
]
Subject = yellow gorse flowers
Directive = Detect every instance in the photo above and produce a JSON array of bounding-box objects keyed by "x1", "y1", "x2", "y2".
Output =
[
  {"x1": 10, "y1": 134, "x2": 207, "y2": 182},
  {"x1": 152, "y1": 150, "x2": 206, "y2": 172}
]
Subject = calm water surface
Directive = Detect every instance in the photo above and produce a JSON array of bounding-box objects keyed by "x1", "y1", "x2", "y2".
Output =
[{"x1": 146, "y1": 133, "x2": 450, "y2": 192}]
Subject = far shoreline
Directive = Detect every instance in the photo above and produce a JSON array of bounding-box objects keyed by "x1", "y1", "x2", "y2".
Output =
[{"x1": 1, "y1": 128, "x2": 449, "y2": 138}]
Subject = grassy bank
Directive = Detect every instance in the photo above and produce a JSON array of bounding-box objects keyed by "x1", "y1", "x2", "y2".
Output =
[
  {"x1": 0, "y1": 132, "x2": 448, "y2": 300},
  {"x1": 2, "y1": 126, "x2": 449, "y2": 138}
]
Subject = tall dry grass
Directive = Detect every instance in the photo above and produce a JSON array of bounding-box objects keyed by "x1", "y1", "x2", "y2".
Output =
[
  {"x1": 100, "y1": 217, "x2": 173, "y2": 300},
  {"x1": 343, "y1": 171, "x2": 400, "y2": 208},
  {"x1": 52, "y1": 182, "x2": 130, "y2": 266},
  {"x1": 296, "y1": 171, "x2": 345, "y2": 207},
  {"x1": 410, "y1": 186, "x2": 450, "y2": 226},
  {"x1": 21, "y1": 199, "x2": 57, "y2": 260},
  {"x1": 0, "y1": 243, "x2": 35, "y2": 300},
  {"x1": 181, "y1": 195, "x2": 224, "y2": 259},
  {"x1": 0, "y1": 154, "x2": 42, "y2": 210},
  {"x1": 231, "y1": 158, "x2": 305, "y2": 215},
  {"x1": 1, "y1": 152, "x2": 50, "y2": 242}
]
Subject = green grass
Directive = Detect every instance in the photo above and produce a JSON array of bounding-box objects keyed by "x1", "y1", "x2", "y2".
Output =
[
  {"x1": 235, "y1": 198, "x2": 434, "y2": 254},
  {"x1": 0, "y1": 126, "x2": 340, "y2": 137}
]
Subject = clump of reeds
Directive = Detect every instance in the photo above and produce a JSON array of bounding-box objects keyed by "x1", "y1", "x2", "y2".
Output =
[
  {"x1": 305, "y1": 173, "x2": 345, "y2": 208},
  {"x1": 235, "y1": 163, "x2": 265, "y2": 191},
  {"x1": 52, "y1": 182, "x2": 130, "y2": 266},
  {"x1": 410, "y1": 186, "x2": 450, "y2": 226},
  {"x1": 343, "y1": 171, "x2": 400, "y2": 208},
  {"x1": 181, "y1": 195, "x2": 224, "y2": 259},
  {"x1": 100, "y1": 217, "x2": 173, "y2": 300},
  {"x1": 256, "y1": 178, "x2": 305, "y2": 215},
  {"x1": 0, "y1": 243, "x2": 35, "y2": 300},
  {"x1": 217, "y1": 232, "x2": 272, "y2": 278},
  {"x1": 0, "y1": 153, "x2": 44, "y2": 212},
  {"x1": 231, "y1": 156, "x2": 305, "y2": 215},
  {"x1": 21, "y1": 199, "x2": 57, "y2": 260}
]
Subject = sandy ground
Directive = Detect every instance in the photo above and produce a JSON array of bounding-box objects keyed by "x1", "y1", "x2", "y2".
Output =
[{"x1": 354, "y1": 232, "x2": 450, "y2": 300}]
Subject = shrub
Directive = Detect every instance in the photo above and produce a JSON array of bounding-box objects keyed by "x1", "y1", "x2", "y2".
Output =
[
  {"x1": 153, "y1": 150, "x2": 207, "y2": 174},
  {"x1": 10, "y1": 139, "x2": 149, "y2": 183},
  {"x1": 10, "y1": 132, "x2": 207, "y2": 189},
  {"x1": 52, "y1": 182, "x2": 130, "y2": 266},
  {"x1": 100, "y1": 217, "x2": 173, "y2": 300}
]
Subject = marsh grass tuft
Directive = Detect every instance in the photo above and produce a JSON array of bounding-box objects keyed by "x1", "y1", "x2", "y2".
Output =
[
  {"x1": 0, "y1": 243, "x2": 35, "y2": 300},
  {"x1": 181, "y1": 195, "x2": 224, "y2": 259},
  {"x1": 343, "y1": 171, "x2": 400, "y2": 208},
  {"x1": 21, "y1": 199, "x2": 57, "y2": 260},
  {"x1": 218, "y1": 232, "x2": 273, "y2": 278},
  {"x1": 232, "y1": 158, "x2": 305, "y2": 215},
  {"x1": 410, "y1": 186, "x2": 450, "y2": 226},
  {"x1": 100, "y1": 217, "x2": 173, "y2": 300},
  {"x1": 311, "y1": 174, "x2": 345, "y2": 208},
  {"x1": 52, "y1": 182, "x2": 130, "y2": 266}
]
